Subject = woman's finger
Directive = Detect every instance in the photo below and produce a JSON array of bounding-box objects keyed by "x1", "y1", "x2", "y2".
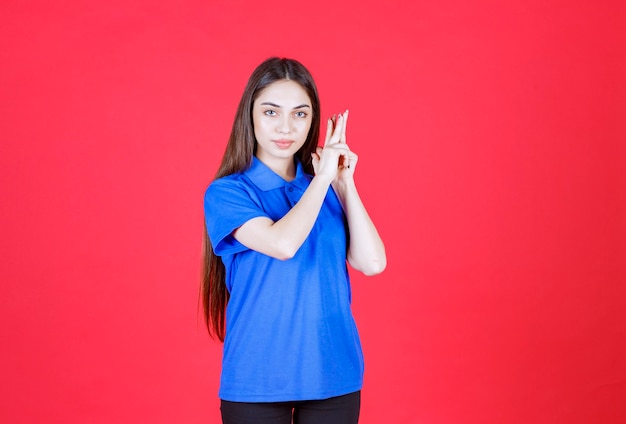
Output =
[
  {"x1": 340, "y1": 110, "x2": 349, "y2": 144},
  {"x1": 346, "y1": 150, "x2": 358, "y2": 170},
  {"x1": 323, "y1": 117, "x2": 333, "y2": 145},
  {"x1": 311, "y1": 151, "x2": 320, "y2": 174},
  {"x1": 328, "y1": 114, "x2": 344, "y2": 145}
]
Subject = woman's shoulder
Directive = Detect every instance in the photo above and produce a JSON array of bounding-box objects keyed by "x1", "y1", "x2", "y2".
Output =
[
  {"x1": 204, "y1": 172, "x2": 253, "y2": 200},
  {"x1": 210, "y1": 172, "x2": 246, "y2": 186}
]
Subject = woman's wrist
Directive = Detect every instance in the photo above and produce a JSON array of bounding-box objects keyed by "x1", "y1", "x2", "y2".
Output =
[
  {"x1": 332, "y1": 178, "x2": 356, "y2": 194},
  {"x1": 312, "y1": 172, "x2": 335, "y2": 187}
]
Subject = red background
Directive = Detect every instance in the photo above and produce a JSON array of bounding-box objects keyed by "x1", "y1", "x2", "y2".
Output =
[{"x1": 1, "y1": 1, "x2": 625, "y2": 423}]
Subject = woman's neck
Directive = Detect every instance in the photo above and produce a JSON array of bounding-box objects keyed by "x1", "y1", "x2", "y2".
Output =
[{"x1": 255, "y1": 155, "x2": 296, "y2": 182}]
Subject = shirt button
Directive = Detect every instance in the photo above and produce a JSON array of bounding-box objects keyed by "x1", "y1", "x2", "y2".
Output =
[{"x1": 288, "y1": 187, "x2": 294, "y2": 192}]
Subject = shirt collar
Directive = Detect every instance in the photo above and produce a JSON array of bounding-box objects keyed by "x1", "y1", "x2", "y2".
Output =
[{"x1": 245, "y1": 157, "x2": 311, "y2": 191}]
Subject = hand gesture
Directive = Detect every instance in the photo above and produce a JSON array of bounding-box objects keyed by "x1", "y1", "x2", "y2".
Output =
[{"x1": 311, "y1": 110, "x2": 358, "y2": 184}]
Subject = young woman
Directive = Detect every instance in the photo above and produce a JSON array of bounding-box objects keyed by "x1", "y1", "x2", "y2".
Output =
[{"x1": 202, "y1": 57, "x2": 386, "y2": 424}]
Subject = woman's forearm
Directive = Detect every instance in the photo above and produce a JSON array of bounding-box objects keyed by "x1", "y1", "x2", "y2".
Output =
[
  {"x1": 233, "y1": 174, "x2": 333, "y2": 260},
  {"x1": 333, "y1": 180, "x2": 387, "y2": 275}
]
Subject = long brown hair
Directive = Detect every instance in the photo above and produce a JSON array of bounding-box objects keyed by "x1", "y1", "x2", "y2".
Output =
[{"x1": 201, "y1": 57, "x2": 321, "y2": 341}]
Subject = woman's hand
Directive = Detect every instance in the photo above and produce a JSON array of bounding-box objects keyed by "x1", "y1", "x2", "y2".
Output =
[{"x1": 311, "y1": 110, "x2": 358, "y2": 184}]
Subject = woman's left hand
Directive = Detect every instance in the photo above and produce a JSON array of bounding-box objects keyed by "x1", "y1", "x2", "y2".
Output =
[{"x1": 311, "y1": 110, "x2": 358, "y2": 184}]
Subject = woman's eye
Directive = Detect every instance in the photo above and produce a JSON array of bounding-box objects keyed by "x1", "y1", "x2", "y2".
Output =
[
  {"x1": 264, "y1": 110, "x2": 277, "y2": 116},
  {"x1": 294, "y1": 111, "x2": 307, "y2": 118}
]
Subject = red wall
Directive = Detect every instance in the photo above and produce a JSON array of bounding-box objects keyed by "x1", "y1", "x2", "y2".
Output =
[{"x1": 1, "y1": 1, "x2": 625, "y2": 423}]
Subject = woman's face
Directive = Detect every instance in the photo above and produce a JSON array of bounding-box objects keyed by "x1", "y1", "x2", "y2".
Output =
[{"x1": 252, "y1": 79, "x2": 313, "y2": 167}]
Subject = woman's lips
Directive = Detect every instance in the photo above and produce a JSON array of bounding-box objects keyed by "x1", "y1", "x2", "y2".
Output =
[{"x1": 273, "y1": 139, "x2": 294, "y2": 149}]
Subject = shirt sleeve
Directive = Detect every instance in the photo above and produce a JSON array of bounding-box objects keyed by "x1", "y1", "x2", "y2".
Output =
[{"x1": 204, "y1": 178, "x2": 267, "y2": 256}]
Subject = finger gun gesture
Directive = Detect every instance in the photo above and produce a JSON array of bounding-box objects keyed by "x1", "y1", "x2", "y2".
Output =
[{"x1": 312, "y1": 110, "x2": 358, "y2": 182}]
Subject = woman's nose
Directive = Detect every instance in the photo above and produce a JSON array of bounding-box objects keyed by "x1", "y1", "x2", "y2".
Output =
[{"x1": 277, "y1": 115, "x2": 291, "y2": 133}]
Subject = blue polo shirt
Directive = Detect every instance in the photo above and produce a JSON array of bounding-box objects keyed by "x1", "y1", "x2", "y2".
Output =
[{"x1": 204, "y1": 157, "x2": 364, "y2": 402}]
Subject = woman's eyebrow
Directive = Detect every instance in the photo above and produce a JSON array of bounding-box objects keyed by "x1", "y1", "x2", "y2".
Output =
[{"x1": 260, "y1": 102, "x2": 311, "y2": 109}]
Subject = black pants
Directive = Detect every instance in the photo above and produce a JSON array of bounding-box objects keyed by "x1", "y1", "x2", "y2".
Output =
[{"x1": 220, "y1": 391, "x2": 361, "y2": 424}]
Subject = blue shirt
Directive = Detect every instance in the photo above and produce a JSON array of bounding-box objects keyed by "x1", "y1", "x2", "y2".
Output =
[{"x1": 204, "y1": 157, "x2": 364, "y2": 402}]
